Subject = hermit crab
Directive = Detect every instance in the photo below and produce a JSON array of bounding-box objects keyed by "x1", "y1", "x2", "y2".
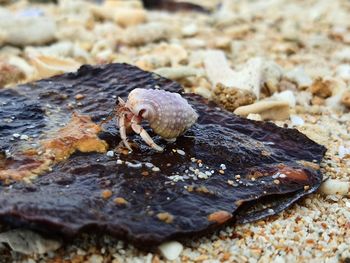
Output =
[{"x1": 111, "y1": 88, "x2": 198, "y2": 152}]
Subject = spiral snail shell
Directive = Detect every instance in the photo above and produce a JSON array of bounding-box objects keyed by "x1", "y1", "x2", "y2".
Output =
[{"x1": 116, "y1": 88, "x2": 198, "y2": 152}]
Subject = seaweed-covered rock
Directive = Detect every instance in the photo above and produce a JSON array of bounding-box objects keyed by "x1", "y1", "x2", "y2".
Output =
[{"x1": 0, "y1": 63, "x2": 326, "y2": 247}]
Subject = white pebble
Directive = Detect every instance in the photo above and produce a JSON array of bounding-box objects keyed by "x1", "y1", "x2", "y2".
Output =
[
  {"x1": 181, "y1": 23, "x2": 198, "y2": 37},
  {"x1": 12, "y1": 133, "x2": 20, "y2": 138},
  {"x1": 106, "y1": 151, "x2": 114, "y2": 157},
  {"x1": 285, "y1": 66, "x2": 312, "y2": 88},
  {"x1": 247, "y1": 113, "x2": 262, "y2": 121},
  {"x1": 88, "y1": 254, "x2": 103, "y2": 263},
  {"x1": 319, "y1": 179, "x2": 350, "y2": 196},
  {"x1": 158, "y1": 241, "x2": 183, "y2": 260},
  {"x1": 290, "y1": 115, "x2": 305, "y2": 126},
  {"x1": 116, "y1": 159, "x2": 123, "y2": 165},
  {"x1": 145, "y1": 162, "x2": 154, "y2": 168},
  {"x1": 336, "y1": 64, "x2": 350, "y2": 80},
  {"x1": 126, "y1": 162, "x2": 142, "y2": 169},
  {"x1": 152, "y1": 167, "x2": 160, "y2": 172},
  {"x1": 176, "y1": 149, "x2": 185, "y2": 156},
  {"x1": 20, "y1": 134, "x2": 29, "y2": 140},
  {"x1": 338, "y1": 145, "x2": 350, "y2": 159},
  {"x1": 272, "y1": 90, "x2": 296, "y2": 108}
]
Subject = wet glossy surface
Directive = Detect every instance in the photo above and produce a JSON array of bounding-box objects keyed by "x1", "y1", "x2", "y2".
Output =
[{"x1": 0, "y1": 63, "x2": 326, "y2": 247}]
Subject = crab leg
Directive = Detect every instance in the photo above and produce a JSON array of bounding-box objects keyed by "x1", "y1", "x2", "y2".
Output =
[
  {"x1": 118, "y1": 113, "x2": 133, "y2": 151},
  {"x1": 130, "y1": 116, "x2": 163, "y2": 152}
]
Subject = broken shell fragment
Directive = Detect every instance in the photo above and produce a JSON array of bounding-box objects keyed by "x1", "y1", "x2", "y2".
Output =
[
  {"x1": 30, "y1": 55, "x2": 82, "y2": 79},
  {"x1": 234, "y1": 100, "x2": 290, "y2": 121}
]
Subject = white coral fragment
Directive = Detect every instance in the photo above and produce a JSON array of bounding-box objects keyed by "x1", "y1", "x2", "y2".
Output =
[{"x1": 204, "y1": 50, "x2": 282, "y2": 99}]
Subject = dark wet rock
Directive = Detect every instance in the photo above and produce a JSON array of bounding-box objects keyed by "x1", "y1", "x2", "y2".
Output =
[{"x1": 0, "y1": 63, "x2": 326, "y2": 247}]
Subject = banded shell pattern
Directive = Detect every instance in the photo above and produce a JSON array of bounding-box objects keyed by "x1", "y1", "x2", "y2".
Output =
[{"x1": 125, "y1": 88, "x2": 198, "y2": 139}]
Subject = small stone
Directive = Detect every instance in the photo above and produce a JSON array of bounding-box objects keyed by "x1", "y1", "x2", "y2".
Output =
[
  {"x1": 101, "y1": 189, "x2": 112, "y2": 199},
  {"x1": 12, "y1": 133, "x2": 20, "y2": 138},
  {"x1": 220, "y1": 164, "x2": 226, "y2": 170},
  {"x1": 284, "y1": 67, "x2": 312, "y2": 89},
  {"x1": 319, "y1": 179, "x2": 350, "y2": 195},
  {"x1": 338, "y1": 145, "x2": 350, "y2": 159},
  {"x1": 156, "y1": 212, "x2": 174, "y2": 223},
  {"x1": 141, "y1": 171, "x2": 149, "y2": 176},
  {"x1": 75, "y1": 94, "x2": 85, "y2": 100},
  {"x1": 290, "y1": 115, "x2": 304, "y2": 126},
  {"x1": 271, "y1": 90, "x2": 296, "y2": 107},
  {"x1": 126, "y1": 162, "x2": 142, "y2": 169},
  {"x1": 273, "y1": 179, "x2": 280, "y2": 185},
  {"x1": 310, "y1": 78, "x2": 333, "y2": 98},
  {"x1": 247, "y1": 113, "x2": 262, "y2": 121},
  {"x1": 145, "y1": 162, "x2": 154, "y2": 168},
  {"x1": 181, "y1": 23, "x2": 198, "y2": 37},
  {"x1": 152, "y1": 167, "x2": 160, "y2": 172},
  {"x1": 114, "y1": 197, "x2": 128, "y2": 206},
  {"x1": 336, "y1": 64, "x2": 350, "y2": 81},
  {"x1": 158, "y1": 241, "x2": 183, "y2": 261},
  {"x1": 20, "y1": 134, "x2": 29, "y2": 140},
  {"x1": 88, "y1": 254, "x2": 103, "y2": 263},
  {"x1": 334, "y1": 48, "x2": 350, "y2": 62},
  {"x1": 176, "y1": 149, "x2": 185, "y2": 156},
  {"x1": 106, "y1": 151, "x2": 114, "y2": 157}
]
